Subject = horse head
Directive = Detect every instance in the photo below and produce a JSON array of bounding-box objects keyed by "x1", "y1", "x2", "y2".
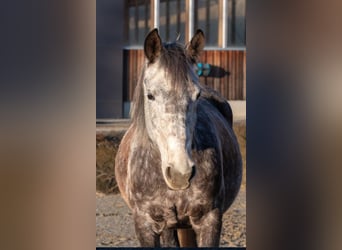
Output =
[{"x1": 141, "y1": 29, "x2": 205, "y2": 190}]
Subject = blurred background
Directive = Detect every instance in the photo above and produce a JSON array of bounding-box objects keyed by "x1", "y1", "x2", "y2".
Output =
[{"x1": 96, "y1": 0, "x2": 246, "y2": 119}]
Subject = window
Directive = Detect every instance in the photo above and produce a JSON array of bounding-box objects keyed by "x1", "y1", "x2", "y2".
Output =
[
  {"x1": 125, "y1": 0, "x2": 245, "y2": 47},
  {"x1": 126, "y1": 0, "x2": 151, "y2": 45},
  {"x1": 159, "y1": 0, "x2": 186, "y2": 43},
  {"x1": 194, "y1": 0, "x2": 219, "y2": 46},
  {"x1": 228, "y1": 0, "x2": 245, "y2": 46}
]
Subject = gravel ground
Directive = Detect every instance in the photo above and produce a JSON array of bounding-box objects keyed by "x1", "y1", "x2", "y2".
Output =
[{"x1": 96, "y1": 185, "x2": 246, "y2": 247}]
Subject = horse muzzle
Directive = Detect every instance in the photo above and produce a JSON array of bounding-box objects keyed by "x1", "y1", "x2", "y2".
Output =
[{"x1": 165, "y1": 165, "x2": 195, "y2": 190}]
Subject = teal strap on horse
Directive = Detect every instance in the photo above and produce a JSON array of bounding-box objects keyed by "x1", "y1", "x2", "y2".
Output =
[{"x1": 196, "y1": 62, "x2": 211, "y2": 76}]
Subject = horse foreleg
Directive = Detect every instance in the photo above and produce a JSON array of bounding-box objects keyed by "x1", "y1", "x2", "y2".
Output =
[
  {"x1": 191, "y1": 208, "x2": 222, "y2": 247},
  {"x1": 133, "y1": 212, "x2": 160, "y2": 247},
  {"x1": 160, "y1": 228, "x2": 179, "y2": 247}
]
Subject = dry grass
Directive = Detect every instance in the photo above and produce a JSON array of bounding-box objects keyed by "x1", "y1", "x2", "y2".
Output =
[{"x1": 96, "y1": 132, "x2": 125, "y2": 194}]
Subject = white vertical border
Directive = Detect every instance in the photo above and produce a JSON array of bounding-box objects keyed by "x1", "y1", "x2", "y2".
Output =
[
  {"x1": 222, "y1": 0, "x2": 227, "y2": 48},
  {"x1": 188, "y1": 0, "x2": 194, "y2": 39},
  {"x1": 154, "y1": 0, "x2": 160, "y2": 28}
]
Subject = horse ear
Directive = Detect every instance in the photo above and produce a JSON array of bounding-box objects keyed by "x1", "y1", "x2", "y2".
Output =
[
  {"x1": 144, "y1": 29, "x2": 162, "y2": 63},
  {"x1": 187, "y1": 29, "x2": 205, "y2": 61}
]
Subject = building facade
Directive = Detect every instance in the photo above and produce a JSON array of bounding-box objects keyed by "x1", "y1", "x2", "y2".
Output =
[{"x1": 97, "y1": 0, "x2": 246, "y2": 119}]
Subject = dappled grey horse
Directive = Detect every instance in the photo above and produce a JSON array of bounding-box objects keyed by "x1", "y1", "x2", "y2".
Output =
[{"x1": 115, "y1": 29, "x2": 242, "y2": 247}]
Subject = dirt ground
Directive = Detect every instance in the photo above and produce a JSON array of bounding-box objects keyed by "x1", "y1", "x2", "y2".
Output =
[{"x1": 96, "y1": 184, "x2": 246, "y2": 247}]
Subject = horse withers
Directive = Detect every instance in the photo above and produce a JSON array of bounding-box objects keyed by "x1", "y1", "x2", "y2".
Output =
[{"x1": 115, "y1": 29, "x2": 242, "y2": 247}]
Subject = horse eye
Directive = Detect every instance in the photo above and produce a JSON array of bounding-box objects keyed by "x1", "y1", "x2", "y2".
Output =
[{"x1": 147, "y1": 93, "x2": 155, "y2": 101}]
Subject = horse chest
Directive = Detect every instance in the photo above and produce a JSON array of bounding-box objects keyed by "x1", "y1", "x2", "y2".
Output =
[
  {"x1": 130, "y1": 185, "x2": 212, "y2": 230},
  {"x1": 126, "y1": 138, "x2": 224, "y2": 230}
]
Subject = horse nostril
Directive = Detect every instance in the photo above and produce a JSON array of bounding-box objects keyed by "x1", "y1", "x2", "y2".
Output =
[
  {"x1": 166, "y1": 166, "x2": 172, "y2": 180},
  {"x1": 189, "y1": 166, "x2": 196, "y2": 181}
]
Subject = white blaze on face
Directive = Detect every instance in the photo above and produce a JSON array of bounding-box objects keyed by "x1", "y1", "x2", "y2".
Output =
[
  {"x1": 143, "y1": 61, "x2": 199, "y2": 188},
  {"x1": 166, "y1": 136, "x2": 195, "y2": 174}
]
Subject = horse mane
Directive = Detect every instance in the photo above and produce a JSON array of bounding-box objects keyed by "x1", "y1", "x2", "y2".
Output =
[
  {"x1": 130, "y1": 64, "x2": 146, "y2": 138},
  {"x1": 199, "y1": 87, "x2": 233, "y2": 127},
  {"x1": 130, "y1": 42, "x2": 198, "y2": 139},
  {"x1": 158, "y1": 42, "x2": 198, "y2": 94}
]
